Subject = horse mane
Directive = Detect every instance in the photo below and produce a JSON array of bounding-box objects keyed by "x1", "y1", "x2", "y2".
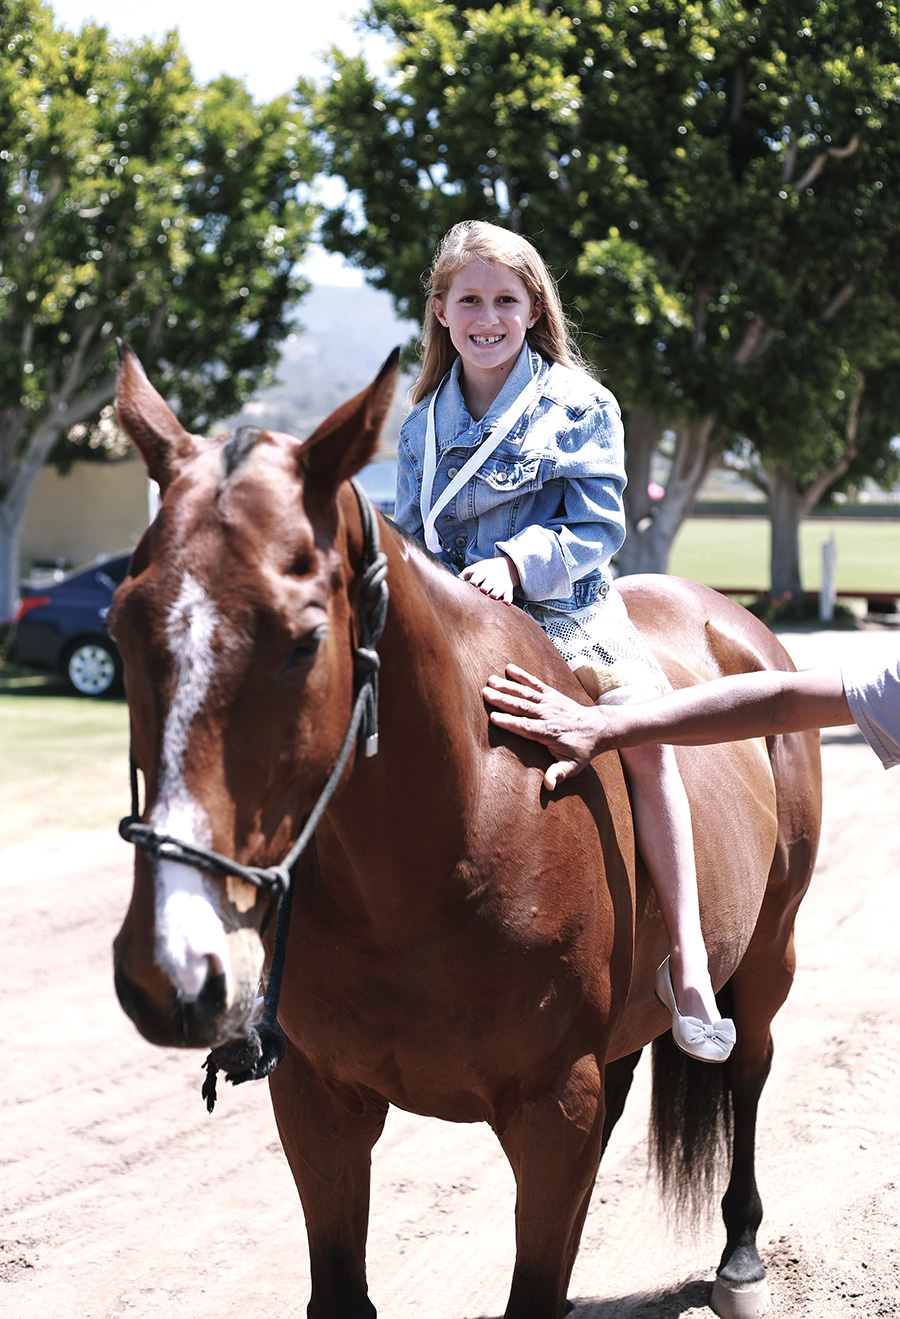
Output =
[
  {"x1": 377, "y1": 511, "x2": 594, "y2": 708},
  {"x1": 382, "y1": 514, "x2": 458, "y2": 575}
]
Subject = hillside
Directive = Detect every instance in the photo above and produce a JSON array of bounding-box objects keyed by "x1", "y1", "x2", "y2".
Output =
[
  {"x1": 223, "y1": 282, "x2": 419, "y2": 457},
  {"x1": 224, "y1": 283, "x2": 899, "y2": 511}
]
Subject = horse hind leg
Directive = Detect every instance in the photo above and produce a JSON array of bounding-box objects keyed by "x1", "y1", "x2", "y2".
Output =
[
  {"x1": 650, "y1": 979, "x2": 776, "y2": 1319},
  {"x1": 713, "y1": 732, "x2": 819, "y2": 1319},
  {"x1": 710, "y1": 941, "x2": 802, "y2": 1319},
  {"x1": 711, "y1": 1050, "x2": 772, "y2": 1319}
]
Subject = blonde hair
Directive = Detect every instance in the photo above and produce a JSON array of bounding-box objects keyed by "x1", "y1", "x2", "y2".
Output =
[{"x1": 411, "y1": 220, "x2": 591, "y2": 404}]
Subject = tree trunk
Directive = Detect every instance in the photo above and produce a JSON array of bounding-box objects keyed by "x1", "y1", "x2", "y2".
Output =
[
  {"x1": 765, "y1": 462, "x2": 805, "y2": 598},
  {"x1": 0, "y1": 518, "x2": 21, "y2": 628},
  {"x1": 758, "y1": 373, "x2": 862, "y2": 600},
  {"x1": 0, "y1": 419, "x2": 68, "y2": 623},
  {"x1": 619, "y1": 411, "x2": 722, "y2": 577},
  {"x1": 0, "y1": 376, "x2": 117, "y2": 624}
]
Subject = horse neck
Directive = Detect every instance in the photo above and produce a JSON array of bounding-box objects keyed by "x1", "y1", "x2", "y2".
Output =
[
  {"x1": 353, "y1": 516, "x2": 484, "y2": 803},
  {"x1": 319, "y1": 511, "x2": 492, "y2": 921}
]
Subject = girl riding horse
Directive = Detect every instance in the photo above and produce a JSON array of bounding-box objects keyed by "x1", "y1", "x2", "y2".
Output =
[{"x1": 395, "y1": 220, "x2": 732, "y2": 1061}]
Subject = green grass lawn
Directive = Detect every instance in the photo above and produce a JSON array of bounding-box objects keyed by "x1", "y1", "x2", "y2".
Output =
[
  {"x1": 0, "y1": 662, "x2": 129, "y2": 836},
  {"x1": 669, "y1": 515, "x2": 900, "y2": 595},
  {"x1": 1, "y1": 511, "x2": 895, "y2": 837}
]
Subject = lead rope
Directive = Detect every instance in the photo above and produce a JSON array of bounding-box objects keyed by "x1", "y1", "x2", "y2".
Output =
[{"x1": 120, "y1": 481, "x2": 388, "y2": 1112}]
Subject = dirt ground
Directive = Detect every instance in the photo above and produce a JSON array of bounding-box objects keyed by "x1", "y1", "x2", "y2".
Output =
[{"x1": 3, "y1": 626, "x2": 899, "y2": 1319}]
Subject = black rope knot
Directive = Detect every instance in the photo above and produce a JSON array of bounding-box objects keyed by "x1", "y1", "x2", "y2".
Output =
[
  {"x1": 354, "y1": 645, "x2": 381, "y2": 676},
  {"x1": 201, "y1": 880, "x2": 295, "y2": 1112},
  {"x1": 201, "y1": 1020, "x2": 287, "y2": 1114}
]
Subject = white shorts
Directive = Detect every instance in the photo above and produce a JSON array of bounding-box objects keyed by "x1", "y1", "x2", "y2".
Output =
[{"x1": 523, "y1": 584, "x2": 670, "y2": 701}]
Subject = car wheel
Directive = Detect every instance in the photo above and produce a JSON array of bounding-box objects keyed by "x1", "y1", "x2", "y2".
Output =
[{"x1": 64, "y1": 640, "x2": 122, "y2": 697}]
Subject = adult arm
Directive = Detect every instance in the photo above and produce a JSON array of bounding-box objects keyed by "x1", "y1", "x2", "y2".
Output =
[{"x1": 483, "y1": 664, "x2": 854, "y2": 790}]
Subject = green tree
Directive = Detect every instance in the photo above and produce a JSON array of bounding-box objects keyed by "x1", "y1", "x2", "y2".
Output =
[
  {"x1": 313, "y1": 0, "x2": 900, "y2": 587},
  {"x1": 0, "y1": 1, "x2": 318, "y2": 621},
  {"x1": 724, "y1": 339, "x2": 900, "y2": 596}
]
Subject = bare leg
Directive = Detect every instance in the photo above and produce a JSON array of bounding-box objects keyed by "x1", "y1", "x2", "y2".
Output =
[{"x1": 619, "y1": 741, "x2": 720, "y2": 1024}]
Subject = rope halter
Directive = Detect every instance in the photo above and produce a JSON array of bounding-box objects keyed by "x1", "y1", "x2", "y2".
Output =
[{"x1": 117, "y1": 479, "x2": 389, "y2": 1110}]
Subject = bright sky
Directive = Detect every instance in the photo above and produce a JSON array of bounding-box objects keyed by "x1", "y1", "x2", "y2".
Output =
[{"x1": 49, "y1": 0, "x2": 391, "y2": 283}]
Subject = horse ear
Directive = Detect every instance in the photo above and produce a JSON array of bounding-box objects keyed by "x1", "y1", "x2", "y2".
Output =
[
  {"x1": 301, "y1": 348, "x2": 399, "y2": 495},
  {"x1": 115, "y1": 339, "x2": 201, "y2": 492}
]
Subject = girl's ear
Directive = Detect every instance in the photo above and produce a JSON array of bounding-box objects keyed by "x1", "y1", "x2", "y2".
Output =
[
  {"x1": 528, "y1": 300, "x2": 545, "y2": 329},
  {"x1": 432, "y1": 295, "x2": 448, "y2": 327}
]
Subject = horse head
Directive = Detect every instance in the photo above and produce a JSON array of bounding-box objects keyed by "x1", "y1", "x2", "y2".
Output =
[{"x1": 109, "y1": 341, "x2": 398, "y2": 1048}]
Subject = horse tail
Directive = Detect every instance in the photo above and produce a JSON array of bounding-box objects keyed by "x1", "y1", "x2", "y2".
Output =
[{"x1": 649, "y1": 982, "x2": 734, "y2": 1217}]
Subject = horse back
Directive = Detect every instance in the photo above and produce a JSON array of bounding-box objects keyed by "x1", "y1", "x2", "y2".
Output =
[{"x1": 618, "y1": 574, "x2": 799, "y2": 685}]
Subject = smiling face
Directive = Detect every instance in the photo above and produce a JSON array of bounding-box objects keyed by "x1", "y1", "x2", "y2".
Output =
[{"x1": 433, "y1": 259, "x2": 542, "y2": 406}]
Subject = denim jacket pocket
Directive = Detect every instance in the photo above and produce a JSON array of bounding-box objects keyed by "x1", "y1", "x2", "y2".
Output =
[{"x1": 471, "y1": 453, "x2": 544, "y2": 518}]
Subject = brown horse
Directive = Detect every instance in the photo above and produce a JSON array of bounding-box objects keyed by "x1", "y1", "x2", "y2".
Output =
[{"x1": 110, "y1": 342, "x2": 821, "y2": 1319}]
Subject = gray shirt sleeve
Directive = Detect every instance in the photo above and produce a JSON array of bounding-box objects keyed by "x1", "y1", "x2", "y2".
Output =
[{"x1": 841, "y1": 652, "x2": 900, "y2": 769}]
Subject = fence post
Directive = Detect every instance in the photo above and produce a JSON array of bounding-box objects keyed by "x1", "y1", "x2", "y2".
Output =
[{"x1": 820, "y1": 532, "x2": 837, "y2": 622}]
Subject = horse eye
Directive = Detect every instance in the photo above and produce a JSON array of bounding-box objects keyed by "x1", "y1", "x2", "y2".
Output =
[{"x1": 285, "y1": 629, "x2": 325, "y2": 669}]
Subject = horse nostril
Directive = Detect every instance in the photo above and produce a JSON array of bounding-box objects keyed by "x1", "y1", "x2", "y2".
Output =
[{"x1": 194, "y1": 965, "x2": 228, "y2": 1022}]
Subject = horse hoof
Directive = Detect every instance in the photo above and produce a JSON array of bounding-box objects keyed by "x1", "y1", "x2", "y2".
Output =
[{"x1": 710, "y1": 1273, "x2": 771, "y2": 1319}]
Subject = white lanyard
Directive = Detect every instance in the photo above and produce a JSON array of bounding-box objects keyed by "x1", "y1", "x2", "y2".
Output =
[{"x1": 420, "y1": 357, "x2": 541, "y2": 554}]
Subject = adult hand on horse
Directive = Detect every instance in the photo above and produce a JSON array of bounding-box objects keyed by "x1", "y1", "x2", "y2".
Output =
[
  {"x1": 484, "y1": 663, "x2": 612, "y2": 789},
  {"x1": 461, "y1": 554, "x2": 520, "y2": 603}
]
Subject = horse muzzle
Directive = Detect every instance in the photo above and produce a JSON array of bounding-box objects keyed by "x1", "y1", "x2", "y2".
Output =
[{"x1": 113, "y1": 924, "x2": 265, "y2": 1049}]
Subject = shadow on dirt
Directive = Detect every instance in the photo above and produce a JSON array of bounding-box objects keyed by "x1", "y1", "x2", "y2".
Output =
[
  {"x1": 481, "y1": 1278, "x2": 713, "y2": 1319},
  {"x1": 571, "y1": 1279, "x2": 713, "y2": 1317}
]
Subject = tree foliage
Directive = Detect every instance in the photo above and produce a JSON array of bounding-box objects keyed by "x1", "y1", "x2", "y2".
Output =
[
  {"x1": 313, "y1": 0, "x2": 900, "y2": 586},
  {"x1": 0, "y1": 0, "x2": 318, "y2": 618}
]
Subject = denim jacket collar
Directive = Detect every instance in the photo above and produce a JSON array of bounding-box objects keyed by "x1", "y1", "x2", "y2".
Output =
[{"x1": 434, "y1": 343, "x2": 542, "y2": 450}]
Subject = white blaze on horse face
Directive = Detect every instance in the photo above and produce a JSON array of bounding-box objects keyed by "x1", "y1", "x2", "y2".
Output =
[{"x1": 152, "y1": 572, "x2": 230, "y2": 1001}]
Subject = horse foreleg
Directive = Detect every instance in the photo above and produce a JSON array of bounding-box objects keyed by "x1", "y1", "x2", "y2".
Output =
[
  {"x1": 496, "y1": 1054, "x2": 606, "y2": 1319},
  {"x1": 269, "y1": 1043, "x2": 388, "y2": 1319}
]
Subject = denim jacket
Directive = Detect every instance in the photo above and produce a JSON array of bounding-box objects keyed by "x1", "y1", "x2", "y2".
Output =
[{"x1": 394, "y1": 343, "x2": 626, "y2": 609}]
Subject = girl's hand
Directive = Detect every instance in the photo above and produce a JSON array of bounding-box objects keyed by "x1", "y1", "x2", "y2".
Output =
[
  {"x1": 483, "y1": 664, "x2": 607, "y2": 790},
  {"x1": 461, "y1": 554, "x2": 520, "y2": 604}
]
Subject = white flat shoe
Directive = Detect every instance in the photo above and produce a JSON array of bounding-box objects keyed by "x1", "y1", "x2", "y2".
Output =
[{"x1": 655, "y1": 957, "x2": 736, "y2": 1064}]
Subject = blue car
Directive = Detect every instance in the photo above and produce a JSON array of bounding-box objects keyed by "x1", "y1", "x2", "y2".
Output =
[{"x1": 7, "y1": 551, "x2": 133, "y2": 696}]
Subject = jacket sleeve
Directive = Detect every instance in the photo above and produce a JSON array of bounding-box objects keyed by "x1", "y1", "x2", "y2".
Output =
[
  {"x1": 496, "y1": 396, "x2": 627, "y2": 601},
  {"x1": 394, "y1": 424, "x2": 426, "y2": 544}
]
